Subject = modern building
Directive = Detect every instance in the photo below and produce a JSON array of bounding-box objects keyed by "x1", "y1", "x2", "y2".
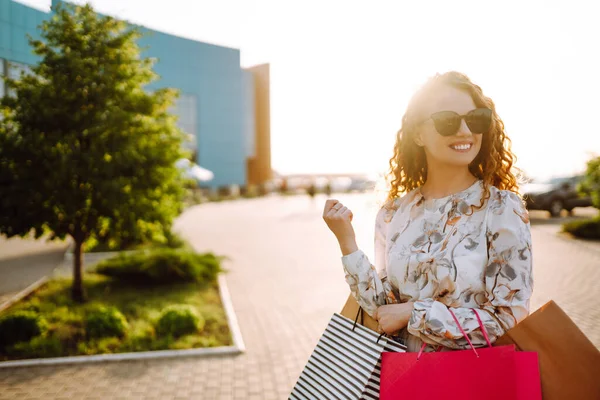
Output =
[{"x1": 0, "y1": 0, "x2": 271, "y2": 189}]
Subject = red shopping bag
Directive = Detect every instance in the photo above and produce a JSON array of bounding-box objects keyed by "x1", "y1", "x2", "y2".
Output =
[{"x1": 380, "y1": 309, "x2": 542, "y2": 400}]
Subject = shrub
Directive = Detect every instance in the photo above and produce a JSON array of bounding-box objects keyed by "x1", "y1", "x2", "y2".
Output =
[
  {"x1": 3, "y1": 336, "x2": 63, "y2": 358},
  {"x1": 85, "y1": 306, "x2": 129, "y2": 339},
  {"x1": 579, "y1": 156, "x2": 600, "y2": 209},
  {"x1": 155, "y1": 305, "x2": 204, "y2": 338},
  {"x1": 122, "y1": 329, "x2": 155, "y2": 352},
  {"x1": 163, "y1": 230, "x2": 187, "y2": 250},
  {"x1": 50, "y1": 323, "x2": 86, "y2": 346},
  {"x1": 86, "y1": 230, "x2": 188, "y2": 253},
  {"x1": 562, "y1": 217, "x2": 600, "y2": 239},
  {"x1": 95, "y1": 249, "x2": 223, "y2": 285},
  {"x1": 77, "y1": 337, "x2": 121, "y2": 355},
  {"x1": 0, "y1": 311, "x2": 47, "y2": 348}
]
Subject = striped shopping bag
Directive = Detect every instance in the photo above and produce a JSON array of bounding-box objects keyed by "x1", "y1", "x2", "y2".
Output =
[{"x1": 289, "y1": 313, "x2": 406, "y2": 400}]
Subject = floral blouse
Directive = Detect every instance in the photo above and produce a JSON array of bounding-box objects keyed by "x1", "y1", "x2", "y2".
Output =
[{"x1": 342, "y1": 180, "x2": 533, "y2": 352}]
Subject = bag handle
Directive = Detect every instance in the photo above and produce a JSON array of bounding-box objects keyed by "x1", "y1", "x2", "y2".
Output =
[
  {"x1": 472, "y1": 308, "x2": 492, "y2": 348},
  {"x1": 352, "y1": 285, "x2": 391, "y2": 343},
  {"x1": 352, "y1": 305, "x2": 363, "y2": 330},
  {"x1": 417, "y1": 308, "x2": 491, "y2": 359},
  {"x1": 352, "y1": 306, "x2": 388, "y2": 343}
]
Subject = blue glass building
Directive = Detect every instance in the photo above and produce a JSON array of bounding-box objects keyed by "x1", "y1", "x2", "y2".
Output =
[{"x1": 0, "y1": 0, "x2": 271, "y2": 189}]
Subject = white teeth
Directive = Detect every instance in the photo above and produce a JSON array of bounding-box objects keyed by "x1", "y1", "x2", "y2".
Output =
[{"x1": 451, "y1": 144, "x2": 471, "y2": 150}]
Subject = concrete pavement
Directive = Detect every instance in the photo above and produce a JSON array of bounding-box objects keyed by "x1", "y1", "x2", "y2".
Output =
[
  {"x1": 0, "y1": 194, "x2": 598, "y2": 399},
  {"x1": 0, "y1": 235, "x2": 68, "y2": 305}
]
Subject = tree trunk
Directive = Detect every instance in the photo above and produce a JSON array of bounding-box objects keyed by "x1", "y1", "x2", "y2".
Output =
[{"x1": 72, "y1": 236, "x2": 87, "y2": 303}]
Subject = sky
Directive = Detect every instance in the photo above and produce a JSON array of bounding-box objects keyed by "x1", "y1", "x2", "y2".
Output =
[{"x1": 17, "y1": 0, "x2": 600, "y2": 180}]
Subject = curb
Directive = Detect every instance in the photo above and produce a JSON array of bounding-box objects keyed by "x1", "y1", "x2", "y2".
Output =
[
  {"x1": 0, "y1": 276, "x2": 49, "y2": 314},
  {"x1": 0, "y1": 272, "x2": 245, "y2": 368},
  {"x1": 0, "y1": 346, "x2": 242, "y2": 368},
  {"x1": 217, "y1": 273, "x2": 245, "y2": 353}
]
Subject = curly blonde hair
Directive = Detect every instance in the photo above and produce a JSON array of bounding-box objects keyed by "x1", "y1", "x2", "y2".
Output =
[{"x1": 386, "y1": 71, "x2": 521, "y2": 206}]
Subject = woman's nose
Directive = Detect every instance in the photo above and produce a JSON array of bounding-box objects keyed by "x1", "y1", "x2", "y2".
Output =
[{"x1": 455, "y1": 119, "x2": 472, "y2": 136}]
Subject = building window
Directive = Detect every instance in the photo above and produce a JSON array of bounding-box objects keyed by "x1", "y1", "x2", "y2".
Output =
[{"x1": 172, "y1": 93, "x2": 198, "y2": 155}]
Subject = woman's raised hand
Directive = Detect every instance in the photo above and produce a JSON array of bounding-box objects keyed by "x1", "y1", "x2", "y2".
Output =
[{"x1": 323, "y1": 199, "x2": 358, "y2": 255}]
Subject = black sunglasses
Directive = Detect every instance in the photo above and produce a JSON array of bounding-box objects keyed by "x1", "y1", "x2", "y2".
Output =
[{"x1": 423, "y1": 108, "x2": 492, "y2": 137}]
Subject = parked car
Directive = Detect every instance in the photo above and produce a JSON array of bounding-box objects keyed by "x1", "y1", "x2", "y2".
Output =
[
  {"x1": 347, "y1": 177, "x2": 377, "y2": 193},
  {"x1": 521, "y1": 175, "x2": 592, "y2": 217}
]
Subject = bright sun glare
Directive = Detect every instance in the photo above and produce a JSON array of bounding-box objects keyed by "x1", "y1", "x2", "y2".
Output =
[{"x1": 15, "y1": 0, "x2": 600, "y2": 181}]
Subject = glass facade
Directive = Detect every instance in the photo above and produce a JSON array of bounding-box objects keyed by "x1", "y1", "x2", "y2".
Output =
[
  {"x1": 6, "y1": 61, "x2": 32, "y2": 97},
  {"x1": 0, "y1": 0, "x2": 268, "y2": 188},
  {"x1": 0, "y1": 59, "x2": 4, "y2": 98},
  {"x1": 172, "y1": 93, "x2": 198, "y2": 155}
]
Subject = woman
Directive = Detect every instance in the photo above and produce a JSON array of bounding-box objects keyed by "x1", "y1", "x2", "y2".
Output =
[{"x1": 323, "y1": 71, "x2": 533, "y2": 352}]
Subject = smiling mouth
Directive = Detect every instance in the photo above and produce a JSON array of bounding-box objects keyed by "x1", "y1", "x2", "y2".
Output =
[{"x1": 449, "y1": 143, "x2": 473, "y2": 151}]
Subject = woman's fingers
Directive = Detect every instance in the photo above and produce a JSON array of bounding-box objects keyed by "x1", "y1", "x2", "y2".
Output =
[
  {"x1": 322, "y1": 200, "x2": 355, "y2": 240},
  {"x1": 324, "y1": 202, "x2": 351, "y2": 220},
  {"x1": 340, "y1": 208, "x2": 353, "y2": 220},
  {"x1": 323, "y1": 199, "x2": 339, "y2": 217}
]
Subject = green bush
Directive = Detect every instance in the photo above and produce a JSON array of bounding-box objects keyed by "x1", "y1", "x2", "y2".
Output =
[
  {"x1": 563, "y1": 217, "x2": 600, "y2": 239},
  {"x1": 77, "y1": 337, "x2": 121, "y2": 355},
  {"x1": 85, "y1": 230, "x2": 188, "y2": 253},
  {"x1": 85, "y1": 306, "x2": 129, "y2": 339},
  {"x1": 579, "y1": 156, "x2": 600, "y2": 209},
  {"x1": 155, "y1": 305, "x2": 204, "y2": 338},
  {"x1": 95, "y1": 249, "x2": 223, "y2": 285},
  {"x1": 3, "y1": 336, "x2": 63, "y2": 358},
  {"x1": 163, "y1": 231, "x2": 187, "y2": 250},
  {"x1": 0, "y1": 311, "x2": 47, "y2": 348}
]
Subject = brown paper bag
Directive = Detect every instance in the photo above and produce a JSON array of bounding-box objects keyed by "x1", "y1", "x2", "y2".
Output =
[
  {"x1": 495, "y1": 300, "x2": 600, "y2": 400},
  {"x1": 340, "y1": 293, "x2": 379, "y2": 331}
]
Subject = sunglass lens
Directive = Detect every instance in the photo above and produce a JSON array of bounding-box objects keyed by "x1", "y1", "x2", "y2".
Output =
[
  {"x1": 465, "y1": 108, "x2": 492, "y2": 134},
  {"x1": 431, "y1": 111, "x2": 461, "y2": 136}
]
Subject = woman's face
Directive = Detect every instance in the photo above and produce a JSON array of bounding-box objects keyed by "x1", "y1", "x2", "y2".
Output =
[{"x1": 416, "y1": 85, "x2": 483, "y2": 169}]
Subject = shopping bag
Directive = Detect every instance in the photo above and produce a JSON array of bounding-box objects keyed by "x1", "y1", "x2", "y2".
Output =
[
  {"x1": 340, "y1": 293, "x2": 379, "y2": 331},
  {"x1": 380, "y1": 309, "x2": 542, "y2": 400},
  {"x1": 495, "y1": 300, "x2": 600, "y2": 400},
  {"x1": 289, "y1": 312, "x2": 406, "y2": 400},
  {"x1": 380, "y1": 345, "x2": 541, "y2": 400}
]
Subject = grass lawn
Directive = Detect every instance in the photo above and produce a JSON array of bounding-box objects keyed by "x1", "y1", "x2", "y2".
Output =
[{"x1": 0, "y1": 273, "x2": 232, "y2": 361}]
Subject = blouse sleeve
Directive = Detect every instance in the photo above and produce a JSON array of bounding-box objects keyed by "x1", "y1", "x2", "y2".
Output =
[
  {"x1": 407, "y1": 190, "x2": 534, "y2": 349},
  {"x1": 341, "y1": 204, "x2": 396, "y2": 317}
]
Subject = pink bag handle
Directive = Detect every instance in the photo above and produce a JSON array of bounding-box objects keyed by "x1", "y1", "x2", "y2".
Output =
[
  {"x1": 472, "y1": 308, "x2": 492, "y2": 348},
  {"x1": 448, "y1": 308, "x2": 479, "y2": 357},
  {"x1": 417, "y1": 308, "x2": 491, "y2": 359}
]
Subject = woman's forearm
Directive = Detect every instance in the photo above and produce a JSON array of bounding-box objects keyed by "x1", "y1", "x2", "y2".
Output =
[{"x1": 338, "y1": 237, "x2": 358, "y2": 256}]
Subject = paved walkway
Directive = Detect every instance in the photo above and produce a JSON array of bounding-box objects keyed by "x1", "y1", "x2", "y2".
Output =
[
  {"x1": 0, "y1": 235, "x2": 68, "y2": 305},
  {"x1": 0, "y1": 195, "x2": 598, "y2": 399}
]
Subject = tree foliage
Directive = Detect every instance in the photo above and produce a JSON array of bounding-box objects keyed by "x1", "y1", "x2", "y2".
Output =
[
  {"x1": 0, "y1": 3, "x2": 185, "y2": 301},
  {"x1": 579, "y1": 156, "x2": 600, "y2": 210}
]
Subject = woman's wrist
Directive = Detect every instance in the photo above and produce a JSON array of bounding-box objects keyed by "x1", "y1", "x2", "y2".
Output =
[
  {"x1": 338, "y1": 237, "x2": 358, "y2": 256},
  {"x1": 395, "y1": 302, "x2": 414, "y2": 329}
]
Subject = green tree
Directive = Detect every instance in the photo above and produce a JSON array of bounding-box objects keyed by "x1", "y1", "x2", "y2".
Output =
[
  {"x1": 579, "y1": 156, "x2": 600, "y2": 209},
  {"x1": 0, "y1": 3, "x2": 185, "y2": 302}
]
